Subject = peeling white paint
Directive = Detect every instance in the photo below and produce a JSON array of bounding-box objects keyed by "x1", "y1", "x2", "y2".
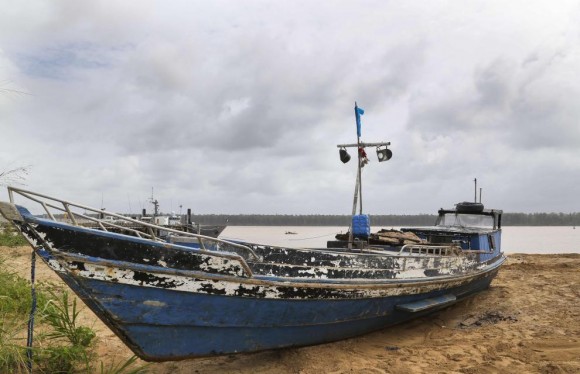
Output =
[
  {"x1": 13, "y1": 219, "x2": 500, "y2": 302},
  {"x1": 42, "y1": 257, "x2": 497, "y2": 300}
]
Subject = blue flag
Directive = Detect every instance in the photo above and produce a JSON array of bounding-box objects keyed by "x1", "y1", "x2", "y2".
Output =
[{"x1": 355, "y1": 105, "x2": 364, "y2": 137}]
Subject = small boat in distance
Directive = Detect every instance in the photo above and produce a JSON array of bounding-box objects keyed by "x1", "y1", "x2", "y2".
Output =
[
  {"x1": 141, "y1": 192, "x2": 226, "y2": 238},
  {"x1": 83, "y1": 193, "x2": 226, "y2": 239}
]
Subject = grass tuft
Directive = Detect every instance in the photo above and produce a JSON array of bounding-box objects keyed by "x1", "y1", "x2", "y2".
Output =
[
  {"x1": 42, "y1": 290, "x2": 96, "y2": 348},
  {"x1": 99, "y1": 355, "x2": 150, "y2": 374},
  {"x1": 0, "y1": 315, "x2": 28, "y2": 373},
  {"x1": 0, "y1": 255, "x2": 149, "y2": 373},
  {"x1": 0, "y1": 223, "x2": 28, "y2": 247}
]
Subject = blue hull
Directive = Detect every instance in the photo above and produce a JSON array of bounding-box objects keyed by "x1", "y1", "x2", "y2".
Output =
[{"x1": 56, "y1": 265, "x2": 498, "y2": 360}]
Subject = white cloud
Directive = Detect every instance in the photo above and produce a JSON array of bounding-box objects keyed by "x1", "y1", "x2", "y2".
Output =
[{"x1": 1, "y1": 0, "x2": 580, "y2": 214}]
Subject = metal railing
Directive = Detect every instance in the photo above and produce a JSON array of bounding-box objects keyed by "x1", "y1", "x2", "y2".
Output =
[
  {"x1": 399, "y1": 244, "x2": 462, "y2": 256},
  {"x1": 7, "y1": 187, "x2": 260, "y2": 261}
]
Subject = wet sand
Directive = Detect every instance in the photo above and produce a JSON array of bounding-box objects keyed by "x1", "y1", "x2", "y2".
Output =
[{"x1": 2, "y1": 247, "x2": 579, "y2": 373}]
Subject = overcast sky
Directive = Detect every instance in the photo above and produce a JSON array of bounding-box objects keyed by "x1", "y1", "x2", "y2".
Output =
[{"x1": 1, "y1": 0, "x2": 579, "y2": 215}]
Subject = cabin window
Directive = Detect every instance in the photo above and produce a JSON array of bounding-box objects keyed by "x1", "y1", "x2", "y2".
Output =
[
  {"x1": 488, "y1": 235, "x2": 495, "y2": 250},
  {"x1": 429, "y1": 235, "x2": 452, "y2": 244},
  {"x1": 437, "y1": 213, "x2": 494, "y2": 228}
]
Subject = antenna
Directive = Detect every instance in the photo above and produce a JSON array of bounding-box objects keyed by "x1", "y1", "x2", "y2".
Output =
[
  {"x1": 474, "y1": 178, "x2": 477, "y2": 203},
  {"x1": 149, "y1": 187, "x2": 159, "y2": 216}
]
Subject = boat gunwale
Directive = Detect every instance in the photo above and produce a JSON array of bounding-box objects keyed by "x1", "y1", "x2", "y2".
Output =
[{"x1": 46, "y1": 248, "x2": 506, "y2": 290}]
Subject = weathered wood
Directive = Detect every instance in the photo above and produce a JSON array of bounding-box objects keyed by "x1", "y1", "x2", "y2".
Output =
[{"x1": 374, "y1": 229, "x2": 424, "y2": 245}]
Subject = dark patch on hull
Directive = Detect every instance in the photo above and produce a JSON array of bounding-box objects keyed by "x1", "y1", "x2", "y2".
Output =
[
  {"x1": 32, "y1": 223, "x2": 245, "y2": 277},
  {"x1": 256, "y1": 245, "x2": 399, "y2": 269},
  {"x1": 132, "y1": 271, "x2": 184, "y2": 289},
  {"x1": 249, "y1": 262, "x2": 399, "y2": 280},
  {"x1": 198, "y1": 282, "x2": 228, "y2": 295},
  {"x1": 234, "y1": 284, "x2": 267, "y2": 298}
]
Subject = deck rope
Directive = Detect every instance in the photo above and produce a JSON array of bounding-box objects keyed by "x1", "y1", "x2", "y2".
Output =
[
  {"x1": 286, "y1": 231, "x2": 344, "y2": 241},
  {"x1": 26, "y1": 248, "x2": 37, "y2": 373},
  {"x1": 222, "y1": 230, "x2": 345, "y2": 244}
]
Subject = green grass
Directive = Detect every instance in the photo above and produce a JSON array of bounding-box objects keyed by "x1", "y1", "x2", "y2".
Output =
[
  {"x1": 0, "y1": 256, "x2": 149, "y2": 373},
  {"x1": 43, "y1": 290, "x2": 97, "y2": 348},
  {"x1": 0, "y1": 264, "x2": 42, "y2": 316},
  {"x1": 0, "y1": 223, "x2": 28, "y2": 247},
  {"x1": 0, "y1": 314, "x2": 28, "y2": 372}
]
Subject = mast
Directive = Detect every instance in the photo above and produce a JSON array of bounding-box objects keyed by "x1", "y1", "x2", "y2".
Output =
[
  {"x1": 336, "y1": 103, "x2": 392, "y2": 249},
  {"x1": 355, "y1": 102, "x2": 363, "y2": 215}
]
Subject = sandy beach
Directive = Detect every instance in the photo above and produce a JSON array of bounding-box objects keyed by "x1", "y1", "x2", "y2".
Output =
[{"x1": 2, "y1": 246, "x2": 579, "y2": 374}]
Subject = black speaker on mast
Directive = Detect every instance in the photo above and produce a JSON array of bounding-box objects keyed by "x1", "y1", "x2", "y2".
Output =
[
  {"x1": 339, "y1": 148, "x2": 351, "y2": 163},
  {"x1": 376, "y1": 146, "x2": 392, "y2": 162}
]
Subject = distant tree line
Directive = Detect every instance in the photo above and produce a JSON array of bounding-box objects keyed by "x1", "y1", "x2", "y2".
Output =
[
  {"x1": 191, "y1": 212, "x2": 580, "y2": 226},
  {"x1": 502, "y1": 212, "x2": 580, "y2": 226},
  {"x1": 190, "y1": 214, "x2": 438, "y2": 226}
]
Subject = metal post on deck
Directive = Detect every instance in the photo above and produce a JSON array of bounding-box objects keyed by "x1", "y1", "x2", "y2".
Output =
[
  {"x1": 355, "y1": 103, "x2": 363, "y2": 215},
  {"x1": 348, "y1": 170, "x2": 360, "y2": 250}
]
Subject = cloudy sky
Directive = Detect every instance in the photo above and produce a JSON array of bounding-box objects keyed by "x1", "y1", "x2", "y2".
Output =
[{"x1": 1, "y1": 0, "x2": 579, "y2": 215}]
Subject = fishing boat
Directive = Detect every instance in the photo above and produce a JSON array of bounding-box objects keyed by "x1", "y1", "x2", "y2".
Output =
[
  {"x1": 0, "y1": 105, "x2": 505, "y2": 361},
  {"x1": 0, "y1": 189, "x2": 504, "y2": 361},
  {"x1": 83, "y1": 214, "x2": 226, "y2": 239},
  {"x1": 137, "y1": 192, "x2": 226, "y2": 238}
]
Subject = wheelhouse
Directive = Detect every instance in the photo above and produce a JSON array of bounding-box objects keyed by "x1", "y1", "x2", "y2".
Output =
[{"x1": 402, "y1": 204, "x2": 503, "y2": 255}]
